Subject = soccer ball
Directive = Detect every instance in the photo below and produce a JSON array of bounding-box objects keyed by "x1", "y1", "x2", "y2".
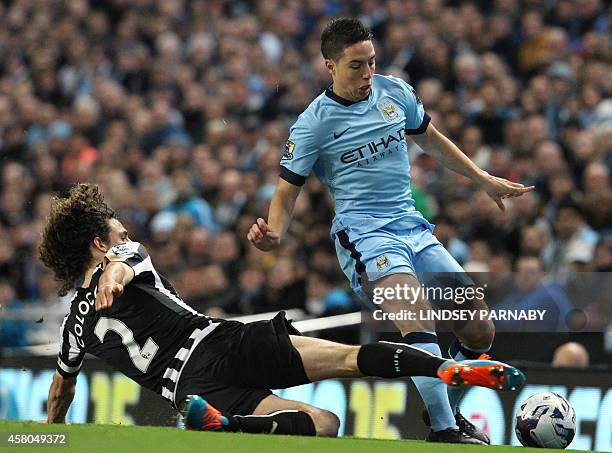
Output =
[{"x1": 515, "y1": 392, "x2": 576, "y2": 449}]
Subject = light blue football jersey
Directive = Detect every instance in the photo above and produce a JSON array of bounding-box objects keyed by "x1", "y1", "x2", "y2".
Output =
[{"x1": 280, "y1": 74, "x2": 431, "y2": 236}]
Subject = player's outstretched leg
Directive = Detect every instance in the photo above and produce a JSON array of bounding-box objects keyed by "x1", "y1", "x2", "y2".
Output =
[
  {"x1": 293, "y1": 335, "x2": 526, "y2": 444},
  {"x1": 356, "y1": 343, "x2": 525, "y2": 390},
  {"x1": 182, "y1": 395, "x2": 317, "y2": 436},
  {"x1": 291, "y1": 335, "x2": 526, "y2": 392}
]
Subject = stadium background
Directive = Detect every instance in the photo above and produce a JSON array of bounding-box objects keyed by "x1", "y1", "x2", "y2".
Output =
[{"x1": 0, "y1": 0, "x2": 610, "y2": 450}]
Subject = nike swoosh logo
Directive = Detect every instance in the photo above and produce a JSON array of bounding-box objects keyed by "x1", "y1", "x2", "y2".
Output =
[
  {"x1": 333, "y1": 127, "x2": 350, "y2": 139},
  {"x1": 270, "y1": 421, "x2": 278, "y2": 434}
]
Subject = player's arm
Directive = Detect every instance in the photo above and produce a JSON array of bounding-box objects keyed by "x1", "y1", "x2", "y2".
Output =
[
  {"x1": 411, "y1": 123, "x2": 534, "y2": 210},
  {"x1": 248, "y1": 179, "x2": 302, "y2": 251},
  {"x1": 95, "y1": 261, "x2": 134, "y2": 311},
  {"x1": 249, "y1": 116, "x2": 318, "y2": 251},
  {"x1": 46, "y1": 371, "x2": 77, "y2": 423},
  {"x1": 411, "y1": 123, "x2": 487, "y2": 182}
]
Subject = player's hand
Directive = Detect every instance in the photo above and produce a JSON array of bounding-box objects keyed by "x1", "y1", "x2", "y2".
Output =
[
  {"x1": 95, "y1": 282, "x2": 124, "y2": 311},
  {"x1": 247, "y1": 218, "x2": 281, "y2": 252},
  {"x1": 480, "y1": 173, "x2": 534, "y2": 211}
]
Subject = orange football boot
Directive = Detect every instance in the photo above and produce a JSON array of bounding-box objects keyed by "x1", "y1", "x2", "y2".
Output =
[{"x1": 437, "y1": 354, "x2": 526, "y2": 391}]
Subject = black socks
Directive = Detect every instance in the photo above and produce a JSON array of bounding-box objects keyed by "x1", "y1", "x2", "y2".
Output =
[
  {"x1": 228, "y1": 410, "x2": 316, "y2": 436},
  {"x1": 356, "y1": 342, "x2": 445, "y2": 378}
]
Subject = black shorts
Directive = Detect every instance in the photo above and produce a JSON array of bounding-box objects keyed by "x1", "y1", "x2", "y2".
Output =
[{"x1": 174, "y1": 311, "x2": 310, "y2": 415}]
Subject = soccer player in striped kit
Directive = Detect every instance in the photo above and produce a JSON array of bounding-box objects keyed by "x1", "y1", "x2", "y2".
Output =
[{"x1": 41, "y1": 184, "x2": 524, "y2": 437}]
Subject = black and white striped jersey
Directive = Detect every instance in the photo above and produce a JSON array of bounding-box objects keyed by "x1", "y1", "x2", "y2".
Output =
[{"x1": 56, "y1": 241, "x2": 220, "y2": 408}]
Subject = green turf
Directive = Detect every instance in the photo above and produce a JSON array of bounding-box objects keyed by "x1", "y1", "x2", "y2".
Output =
[{"x1": 0, "y1": 421, "x2": 595, "y2": 453}]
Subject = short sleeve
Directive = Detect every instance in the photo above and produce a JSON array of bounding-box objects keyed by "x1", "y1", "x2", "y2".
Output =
[
  {"x1": 56, "y1": 315, "x2": 85, "y2": 378},
  {"x1": 279, "y1": 115, "x2": 320, "y2": 186},
  {"x1": 105, "y1": 242, "x2": 150, "y2": 277},
  {"x1": 397, "y1": 79, "x2": 430, "y2": 135}
]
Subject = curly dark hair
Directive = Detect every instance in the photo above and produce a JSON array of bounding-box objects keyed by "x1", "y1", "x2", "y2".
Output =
[
  {"x1": 321, "y1": 17, "x2": 373, "y2": 61},
  {"x1": 39, "y1": 183, "x2": 116, "y2": 296}
]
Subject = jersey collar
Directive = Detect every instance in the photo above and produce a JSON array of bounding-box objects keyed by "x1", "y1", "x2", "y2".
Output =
[{"x1": 325, "y1": 83, "x2": 371, "y2": 106}]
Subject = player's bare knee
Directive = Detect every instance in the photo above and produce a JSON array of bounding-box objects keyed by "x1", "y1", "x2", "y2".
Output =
[
  {"x1": 309, "y1": 408, "x2": 340, "y2": 437},
  {"x1": 460, "y1": 319, "x2": 495, "y2": 349}
]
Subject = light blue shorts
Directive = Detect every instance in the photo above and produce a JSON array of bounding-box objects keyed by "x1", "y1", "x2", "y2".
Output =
[{"x1": 334, "y1": 223, "x2": 469, "y2": 303}]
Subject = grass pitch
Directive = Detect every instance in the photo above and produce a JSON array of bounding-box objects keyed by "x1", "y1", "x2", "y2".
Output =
[{"x1": 0, "y1": 421, "x2": 593, "y2": 453}]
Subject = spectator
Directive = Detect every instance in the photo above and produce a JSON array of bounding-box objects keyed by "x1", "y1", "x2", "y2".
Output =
[
  {"x1": 432, "y1": 215, "x2": 470, "y2": 266},
  {"x1": 496, "y1": 256, "x2": 574, "y2": 332},
  {"x1": 0, "y1": 279, "x2": 29, "y2": 347},
  {"x1": 552, "y1": 342, "x2": 590, "y2": 368},
  {"x1": 163, "y1": 170, "x2": 218, "y2": 232},
  {"x1": 546, "y1": 197, "x2": 599, "y2": 273}
]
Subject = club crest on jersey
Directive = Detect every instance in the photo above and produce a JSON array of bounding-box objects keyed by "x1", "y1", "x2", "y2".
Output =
[
  {"x1": 378, "y1": 99, "x2": 399, "y2": 122},
  {"x1": 282, "y1": 140, "x2": 295, "y2": 160},
  {"x1": 376, "y1": 254, "x2": 390, "y2": 271}
]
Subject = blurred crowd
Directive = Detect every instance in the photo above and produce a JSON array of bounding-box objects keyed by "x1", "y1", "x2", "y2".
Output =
[{"x1": 0, "y1": 0, "x2": 610, "y2": 347}]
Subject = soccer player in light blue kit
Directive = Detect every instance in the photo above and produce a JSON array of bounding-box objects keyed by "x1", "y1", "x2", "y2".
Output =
[{"x1": 248, "y1": 18, "x2": 533, "y2": 444}]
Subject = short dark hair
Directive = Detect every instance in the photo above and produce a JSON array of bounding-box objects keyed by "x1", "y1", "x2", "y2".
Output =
[
  {"x1": 321, "y1": 18, "x2": 373, "y2": 61},
  {"x1": 556, "y1": 196, "x2": 585, "y2": 219},
  {"x1": 39, "y1": 184, "x2": 116, "y2": 296}
]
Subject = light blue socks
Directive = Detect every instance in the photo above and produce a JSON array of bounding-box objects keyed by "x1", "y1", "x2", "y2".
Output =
[
  {"x1": 447, "y1": 338, "x2": 492, "y2": 412},
  {"x1": 404, "y1": 332, "x2": 457, "y2": 431}
]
